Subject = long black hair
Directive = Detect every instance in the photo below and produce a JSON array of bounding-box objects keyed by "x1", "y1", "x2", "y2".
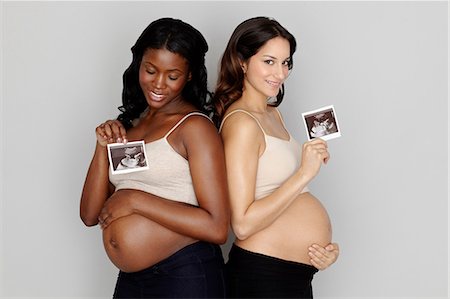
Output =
[{"x1": 117, "y1": 18, "x2": 210, "y2": 129}]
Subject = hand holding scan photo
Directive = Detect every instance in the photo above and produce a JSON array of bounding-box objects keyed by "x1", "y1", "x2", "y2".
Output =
[
  {"x1": 95, "y1": 119, "x2": 128, "y2": 146},
  {"x1": 302, "y1": 105, "x2": 341, "y2": 141}
]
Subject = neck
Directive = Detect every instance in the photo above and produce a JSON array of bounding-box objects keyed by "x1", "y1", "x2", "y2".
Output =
[
  {"x1": 147, "y1": 97, "x2": 191, "y2": 117},
  {"x1": 240, "y1": 91, "x2": 270, "y2": 113}
]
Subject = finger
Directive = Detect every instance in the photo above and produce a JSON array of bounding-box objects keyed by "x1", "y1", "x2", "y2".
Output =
[
  {"x1": 312, "y1": 147, "x2": 329, "y2": 159},
  {"x1": 98, "y1": 216, "x2": 105, "y2": 229},
  {"x1": 100, "y1": 214, "x2": 112, "y2": 228},
  {"x1": 310, "y1": 142, "x2": 328, "y2": 151},
  {"x1": 96, "y1": 122, "x2": 109, "y2": 136},
  {"x1": 316, "y1": 148, "x2": 328, "y2": 154},
  {"x1": 327, "y1": 243, "x2": 340, "y2": 252},
  {"x1": 98, "y1": 207, "x2": 110, "y2": 223},
  {"x1": 101, "y1": 218, "x2": 110, "y2": 229},
  {"x1": 309, "y1": 243, "x2": 339, "y2": 270},
  {"x1": 326, "y1": 243, "x2": 340, "y2": 259},
  {"x1": 102, "y1": 123, "x2": 115, "y2": 142},
  {"x1": 323, "y1": 152, "x2": 330, "y2": 164},
  {"x1": 309, "y1": 252, "x2": 326, "y2": 270},
  {"x1": 304, "y1": 144, "x2": 328, "y2": 156},
  {"x1": 312, "y1": 244, "x2": 336, "y2": 261},
  {"x1": 95, "y1": 126, "x2": 109, "y2": 143},
  {"x1": 106, "y1": 120, "x2": 127, "y2": 143},
  {"x1": 308, "y1": 138, "x2": 328, "y2": 148},
  {"x1": 310, "y1": 260, "x2": 325, "y2": 270},
  {"x1": 325, "y1": 243, "x2": 335, "y2": 251},
  {"x1": 110, "y1": 122, "x2": 123, "y2": 142},
  {"x1": 303, "y1": 145, "x2": 324, "y2": 158},
  {"x1": 310, "y1": 244, "x2": 327, "y2": 258},
  {"x1": 98, "y1": 214, "x2": 105, "y2": 225},
  {"x1": 118, "y1": 125, "x2": 128, "y2": 144}
]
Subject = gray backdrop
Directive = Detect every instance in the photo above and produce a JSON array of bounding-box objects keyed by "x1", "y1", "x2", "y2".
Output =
[{"x1": 1, "y1": 1, "x2": 448, "y2": 298}]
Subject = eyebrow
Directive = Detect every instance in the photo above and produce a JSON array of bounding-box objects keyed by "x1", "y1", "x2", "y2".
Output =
[
  {"x1": 262, "y1": 55, "x2": 291, "y2": 61},
  {"x1": 142, "y1": 61, "x2": 183, "y2": 73}
]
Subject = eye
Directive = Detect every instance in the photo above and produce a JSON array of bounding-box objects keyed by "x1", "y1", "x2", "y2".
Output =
[
  {"x1": 145, "y1": 68, "x2": 156, "y2": 75},
  {"x1": 282, "y1": 59, "x2": 291, "y2": 67},
  {"x1": 168, "y1": 75, "x2": 179, "y2": 81},
  {"x1": 264, "y1": 59, "x2": 274, "y2": 65}
]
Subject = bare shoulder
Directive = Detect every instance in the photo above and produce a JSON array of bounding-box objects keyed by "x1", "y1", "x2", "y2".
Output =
[
  {"x1": 177, "y1": 113, "x2": 221, "y2": 147},
  {"x1": 181, "y1": 113, "x2": 217, "y2": 135},
  {"x1": 220, "y1": 110, "x2": 264, "y2": 145}
]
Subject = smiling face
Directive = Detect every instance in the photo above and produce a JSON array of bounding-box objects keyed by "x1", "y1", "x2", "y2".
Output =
[
  {"x1": 139, "y1": 48, "x2": 191, "y2": 110},
  {"x1": 241, "y1": 37, "x2": 291, "y2": 100}
]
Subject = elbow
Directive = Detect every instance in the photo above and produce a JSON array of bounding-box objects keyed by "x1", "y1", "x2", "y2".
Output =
[
  {"x1": 211, "y1": 232, "x2": 228, "y2": 245},
  {"x1": 82, "y1": 219, "x2": 98, "y2": 227},
  {"x1": 215, "y1": 226, "x2": 229, "y2": 245},
  {"x1": 231, "y1": 223, "x2": 250, "y2": 241},
  {"x1": 80, "y1": 212, "x2": 99, "y2": 227},
  {"x1": 208, "y1": 220, "x2": 229, "y2": 245}
]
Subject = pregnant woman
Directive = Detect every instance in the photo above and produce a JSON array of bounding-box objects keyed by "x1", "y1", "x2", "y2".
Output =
[
  {"x1": 80, "y1": 18, "x2": 229, "y2": 298},
  {"x1": 212, "y1": 16, "x2": 339, "y2": 298}
]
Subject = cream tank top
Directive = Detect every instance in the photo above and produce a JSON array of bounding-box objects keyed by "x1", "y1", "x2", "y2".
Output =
[
  {"x1": 109, "y1": 112, "x2": 211, "y2": 206},
  {"x1": 220, "y1": 109, "x2": 309, "y2": 200}
]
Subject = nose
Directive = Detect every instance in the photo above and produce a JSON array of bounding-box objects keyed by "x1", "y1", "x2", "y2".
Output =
[
  {"x1": 274, "y1": 63, "x2": 288, "y2": 80},
  {"x1": 153, "y1": 73, "x2": 166, "y2": 89}
]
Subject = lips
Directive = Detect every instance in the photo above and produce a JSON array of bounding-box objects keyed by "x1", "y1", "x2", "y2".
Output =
[
  {"x1": 149, "y1": 91, "x2": 165, "y2": 102},
  {"x1": 266, "y1": 80, "x2": 281, "y2": 89}
]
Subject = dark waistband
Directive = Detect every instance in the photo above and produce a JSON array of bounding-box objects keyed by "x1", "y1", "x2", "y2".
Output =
[
  {"x1": 228, "y1": 244, "x2": 318, "y2": 276},
  {"x1": 126, "y1": 241, "x2": 223, "y2": 275}
]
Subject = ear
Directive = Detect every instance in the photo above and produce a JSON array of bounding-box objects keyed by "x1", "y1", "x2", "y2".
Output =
[
  {"x1": 188, "y1": 72, "x2": 192, "y2": 81},
  {"x1": 240, "y1": 60, "x2": 247, "y2": 74}
]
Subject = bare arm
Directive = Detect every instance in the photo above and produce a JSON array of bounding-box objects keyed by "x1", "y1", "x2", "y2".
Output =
[
  {"x1": 80, "y1": 143, "x2": 112, "y2": 226},
  {"x1": 221, "y1": 113, "x2": 329, "y2": 240},
  {"x1": 80, "y1": 120, "x2": 127, "y2": 226},
  {"x1": 99, "y1": 117, "x2": 230, "y2": 244}
]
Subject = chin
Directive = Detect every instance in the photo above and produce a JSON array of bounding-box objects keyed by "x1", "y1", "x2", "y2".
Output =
[{"x1": 147, "y1": 100, "x2": 167, "y2": 109}]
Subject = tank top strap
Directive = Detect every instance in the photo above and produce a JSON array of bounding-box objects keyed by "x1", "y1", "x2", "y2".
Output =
[
  {"x1": 164, "y1": 112, "x2": 211, "y2": 138},
  {"x1": 219, "y1": 109, "x2": 267, "y2": 136},
  {"x1": 273, "y1": 108, "x2": 290, "y2": 133}
]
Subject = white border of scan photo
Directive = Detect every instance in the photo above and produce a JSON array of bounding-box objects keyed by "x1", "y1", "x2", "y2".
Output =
[
  {"x1": 302, "y1": 105, "x2": 341, "y2": 141},
  {"x1": 107, "y1": 140, "x2": 149, "y2": 175}
]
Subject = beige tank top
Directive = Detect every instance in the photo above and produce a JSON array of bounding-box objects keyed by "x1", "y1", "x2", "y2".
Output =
[
  {"x1": 109, "y1": 112, "x2": 211, "y2": 206},
  {"x1": 220, "y1": 109, "x2": 309, "y2": 200}
]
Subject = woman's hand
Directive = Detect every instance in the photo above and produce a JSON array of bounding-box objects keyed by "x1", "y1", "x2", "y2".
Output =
[
  {"x1": 308, "y1": 243, "x2": 340, "y2": 270},
  {"x1": 95, "y1": 119, "x2": 128, "y2": 147},
  {"x1": 98, "y1": 190, "x2": 134, "y2": 229},
  {"x1": 299, "y1": 138, "x2": 330, "y2": 180}
]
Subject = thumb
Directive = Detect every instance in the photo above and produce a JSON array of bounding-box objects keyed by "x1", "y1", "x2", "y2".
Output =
[{"x1": 325, "y1": 244, "x2": 335, "y2": 251}]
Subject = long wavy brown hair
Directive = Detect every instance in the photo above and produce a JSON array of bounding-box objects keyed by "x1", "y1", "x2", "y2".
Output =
[{"x1": 212, "y1": 16, "x2": 297, "y2": 127}]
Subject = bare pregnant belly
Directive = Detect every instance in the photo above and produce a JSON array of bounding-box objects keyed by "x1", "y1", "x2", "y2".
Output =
[
  {"x1": 103, "y1": 214, "x2": 196, "y2": 273},
  {"x1": 236, "y1": 192, "x2": 332, "y2": 265}
]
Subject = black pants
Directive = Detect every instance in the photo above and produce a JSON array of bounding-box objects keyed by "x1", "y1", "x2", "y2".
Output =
[
  {"x1": 113, "y1": 241, "x2": 226, "y2": 298},
  {"x1": 226, "y1": 244, "x2": 318, "y2": 298}
]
